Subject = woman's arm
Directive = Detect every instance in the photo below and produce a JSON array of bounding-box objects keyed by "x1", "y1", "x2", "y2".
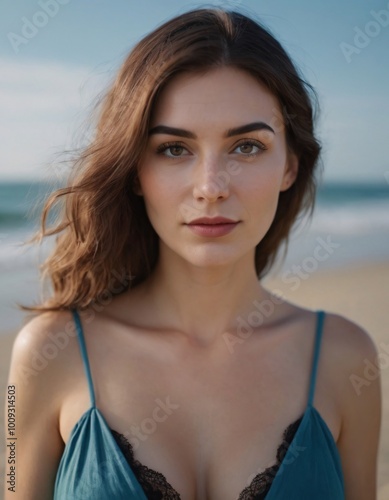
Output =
[
  {"x1": 3, "y1": 315, "x2": 65, "y2": 499},
  {"x1": 334, "y1": 315, "x2": 382, "y2": 500}
]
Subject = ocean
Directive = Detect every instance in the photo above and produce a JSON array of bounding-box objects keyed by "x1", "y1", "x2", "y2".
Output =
[{"x1": 0, "y1": 180, "x2": 389, "y2": 332}]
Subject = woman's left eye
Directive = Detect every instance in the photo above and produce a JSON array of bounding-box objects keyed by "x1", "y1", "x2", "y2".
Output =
[{"x1": 233, "y1": 140, "x2": 267, "y2": 156}]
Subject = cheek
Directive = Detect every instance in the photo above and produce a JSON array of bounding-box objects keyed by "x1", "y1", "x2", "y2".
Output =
[
  {"x1": 239, "y1": 158, "x2": 285, "y2": 228},
  {"x1": 240, "y1": 151, "x2": 286, "y2": 196},
  {"x1": 138, "y1": 166, "x2": 180, "y2": 226},
  {"x1": 245, "y1": 178, "x2": 280, "y2": 218}
]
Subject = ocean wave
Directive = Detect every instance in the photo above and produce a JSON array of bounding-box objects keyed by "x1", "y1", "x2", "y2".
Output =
[
  {"x1": 0, "y1": 231, "x2": 53, "y2": 270},
  {"x1": 310, "y1": 200, "x2": 389, "y2": 234},
  {"x1": 0, "y1": 181, "x2": 388, "y2": 268}
]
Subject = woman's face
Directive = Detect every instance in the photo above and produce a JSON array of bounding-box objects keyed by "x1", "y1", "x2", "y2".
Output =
[{"x1": 137, "y1": 66, "x2": 298, "y2": 269}]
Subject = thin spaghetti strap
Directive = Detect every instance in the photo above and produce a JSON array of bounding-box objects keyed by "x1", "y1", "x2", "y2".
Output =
[
  {"x1": 71, "y1": 308, "x2": 96, "y2": 408},
  {"x1": 307, "y1": 310, "x2": 326, "y2": 407}
]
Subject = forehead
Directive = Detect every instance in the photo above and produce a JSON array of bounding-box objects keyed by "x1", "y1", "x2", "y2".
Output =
[{"x1": 150, "y1": 66, "x2": 282, "y2": 130}]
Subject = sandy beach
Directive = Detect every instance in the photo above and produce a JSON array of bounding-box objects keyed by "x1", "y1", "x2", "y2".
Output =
[{"x1": 1, "y1": 260, "x2": 388, "y2": 499}]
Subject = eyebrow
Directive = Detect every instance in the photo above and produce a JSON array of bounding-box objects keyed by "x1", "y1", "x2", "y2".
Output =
[{"x1": 148, "y1": 121, "x2": 275, "y2": 139}]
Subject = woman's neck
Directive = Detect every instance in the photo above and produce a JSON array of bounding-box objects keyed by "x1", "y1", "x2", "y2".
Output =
[{"x1": 140, "y1": 248, "x2": 278, "y2": 348}]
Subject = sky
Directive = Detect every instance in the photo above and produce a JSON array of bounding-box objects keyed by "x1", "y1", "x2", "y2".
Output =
[{"x1": 0, "y1": 0, "x2": 388, "y2": 183}]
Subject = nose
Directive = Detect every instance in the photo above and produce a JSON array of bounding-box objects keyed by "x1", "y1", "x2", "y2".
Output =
[{"x1": 192, "y1": 157, "x2": 231, "y2": 202}]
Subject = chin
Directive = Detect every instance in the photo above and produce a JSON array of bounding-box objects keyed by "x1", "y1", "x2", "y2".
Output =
[{"x1": 180, "y1": 248, "x2": 245, "y2": 269}]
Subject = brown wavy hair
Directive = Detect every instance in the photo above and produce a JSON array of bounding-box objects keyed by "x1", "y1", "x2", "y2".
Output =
[{"x1": 20, "y1": 6, "x2": 321, "y2": 313}]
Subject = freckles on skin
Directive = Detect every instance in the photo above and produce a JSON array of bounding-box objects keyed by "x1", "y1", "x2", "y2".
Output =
[
  {"x1": 237, "y1": 168, "x2": 284, "y2": 244},
  {"x1": 136, "y1": 67, "x2": 294, "y2": 267}
]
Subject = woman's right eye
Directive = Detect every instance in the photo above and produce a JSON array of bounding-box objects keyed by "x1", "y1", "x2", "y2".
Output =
[{"x1": 156, "y1": 142, "x2": 190, "y2": 159}]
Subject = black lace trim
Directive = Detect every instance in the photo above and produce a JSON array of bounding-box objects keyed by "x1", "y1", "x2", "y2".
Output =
[
  {"x1": 110, "y1": 415, "x2": 303, "y2": 500},
  {"x1": 110, "y1": 429, "x2": 181, "y2": 499},
  {"x1": 238, "y1": 416, "x2": 303, "y2": 499}
]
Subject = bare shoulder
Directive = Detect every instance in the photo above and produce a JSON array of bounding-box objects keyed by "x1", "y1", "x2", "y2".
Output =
[
  {"x1": 322, "y1": 312, "x2": 382, "y2": 498},
  {"x1": 320, "y1": 311, "x2": 381, "y2": 405},
  {"x1": 9, "y1": 309, "x2": 79, "y2": 392},
  {"x1": 4, "y1": 310, "x2": 79, "y2": 498},
  {"x1": 322, "y1": 311, "x2": 381, "y2": 378},
  {"x1": 323, "y1": 311, "x2": 379, "y2": 349},
  {"x1": 12, "y1": 309, "x2": 77, "y2": 356}
]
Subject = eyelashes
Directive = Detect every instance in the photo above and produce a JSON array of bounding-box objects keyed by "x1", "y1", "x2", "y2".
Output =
[
  {"x1": 155, "y1": 139, "x2": 268, "y2": 159},
  {"x1": 155, "y1": 141, "x2": 187, "y2": 158},
  {"x1": 233, "y1": 140, "x2": 267, "y2": 156}
]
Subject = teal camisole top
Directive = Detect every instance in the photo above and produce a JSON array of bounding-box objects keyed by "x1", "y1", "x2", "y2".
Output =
[{"x1": 54, "y1": 309, "x2": 345, "y2": 499}]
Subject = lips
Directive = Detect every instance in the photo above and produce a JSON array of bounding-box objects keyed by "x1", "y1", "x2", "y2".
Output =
[
  {"x1": 185, "y1": 217, "x2": 240, "y2": 237},
  {"x1": 186, "y1": 216, "x2": 238, "y2": 225}
]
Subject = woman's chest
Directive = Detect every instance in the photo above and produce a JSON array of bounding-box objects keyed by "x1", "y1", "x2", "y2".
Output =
[{"x1": 58, "y1": 326, "x2": 341, "y2": 499}]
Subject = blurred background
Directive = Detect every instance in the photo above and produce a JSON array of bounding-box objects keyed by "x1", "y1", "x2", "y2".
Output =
[{"x1": 0, "y1": 0, "x2": 388, "y2": 497}]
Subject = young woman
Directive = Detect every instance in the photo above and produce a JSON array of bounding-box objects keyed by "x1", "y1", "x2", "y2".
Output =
[{"x1": 4, "y1": 7, "x2": 381, "y2": 500}]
